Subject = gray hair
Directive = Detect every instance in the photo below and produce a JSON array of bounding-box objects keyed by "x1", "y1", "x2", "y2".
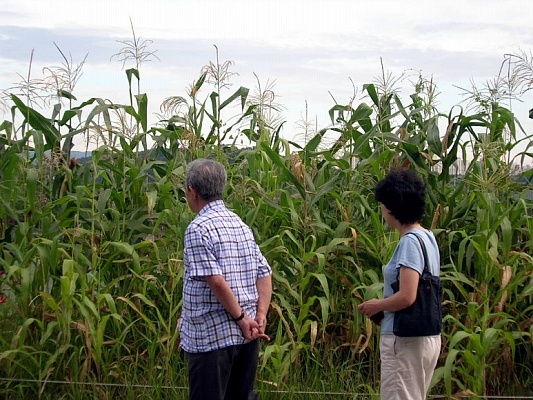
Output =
[{"x1": 186, "y1": 158, "x2": 227, "y2": 201}]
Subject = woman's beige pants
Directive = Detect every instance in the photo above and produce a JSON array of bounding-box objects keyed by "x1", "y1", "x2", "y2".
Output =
[{"x1": 380, "y1": 335, "x2": 441, "y2": 400}]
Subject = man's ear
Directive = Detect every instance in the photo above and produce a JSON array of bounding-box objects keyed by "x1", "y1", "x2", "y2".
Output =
[{"x1": 188, "y1": 186, "x2": 199, "y2": 200}]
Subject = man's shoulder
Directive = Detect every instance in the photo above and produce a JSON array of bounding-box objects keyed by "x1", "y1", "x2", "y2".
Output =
[
  {"x1": 203, "y1": 201, "x2": 244, "y2": 221},
  {"x1": 189, "y1": 205, "x2": 238, "y2": 230}
]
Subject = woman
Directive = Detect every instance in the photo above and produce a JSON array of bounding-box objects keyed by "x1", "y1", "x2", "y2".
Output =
[{"x1": 358, "y1": 169, "x2": 441, "y2": 400}]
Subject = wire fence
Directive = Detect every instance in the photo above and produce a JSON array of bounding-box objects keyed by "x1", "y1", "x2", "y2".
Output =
[{"x1": 1, "y1": 378, "x2": 532, "y2": 399}]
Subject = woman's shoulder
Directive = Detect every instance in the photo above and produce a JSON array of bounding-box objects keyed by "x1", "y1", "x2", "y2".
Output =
[
  {"x1": 406, "y1": 228, "x2": 440, "y2": 272},
  {"x1": 407, "y1": 227, "x2": 437, "y2": 242}
]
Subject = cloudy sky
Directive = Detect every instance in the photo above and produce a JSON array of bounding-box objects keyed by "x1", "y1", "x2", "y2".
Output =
[{"x1": 1, "y1": 0, "x2": 532, "y2": 151}]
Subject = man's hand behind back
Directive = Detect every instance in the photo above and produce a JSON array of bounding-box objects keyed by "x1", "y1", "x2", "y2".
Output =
[{"x1": 237, "y1": 315, "x2": 270, "y2": 342}]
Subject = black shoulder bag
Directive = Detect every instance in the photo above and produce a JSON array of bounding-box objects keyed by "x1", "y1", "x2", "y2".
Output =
[{"x1": 390, "y1": 232, "x2": 442, "y2": 337}]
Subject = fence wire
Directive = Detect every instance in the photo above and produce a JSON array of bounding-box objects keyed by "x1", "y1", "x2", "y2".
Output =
[{"x1": 1, "y1": 378, "x2": 532, "y2": 399}]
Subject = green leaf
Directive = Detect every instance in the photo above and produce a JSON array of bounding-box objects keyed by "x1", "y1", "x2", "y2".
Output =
[
  {"x1": 11, "y1": 94, "x2": 60, "y2": 149},
  {"x1": 363, "y1": 83, "x2": 379, "y2": 106}
]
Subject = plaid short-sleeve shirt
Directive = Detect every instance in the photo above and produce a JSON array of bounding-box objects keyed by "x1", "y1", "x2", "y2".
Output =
[{"x1": 179, "y1": 200, "x2": 272, "y2": 353}]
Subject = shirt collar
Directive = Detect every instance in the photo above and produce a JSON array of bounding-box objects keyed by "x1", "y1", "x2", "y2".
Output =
[{"x1": 198, "y1": 199, "x2": 225, "y2": 216}]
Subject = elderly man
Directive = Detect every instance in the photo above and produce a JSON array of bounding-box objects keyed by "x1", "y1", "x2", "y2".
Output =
[{"x1": 179, "y1": 158, "x2": 272, "y2": 400}]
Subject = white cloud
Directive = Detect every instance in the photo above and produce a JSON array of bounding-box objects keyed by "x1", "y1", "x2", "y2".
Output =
[{"x1": 1, "y1": 0, "x2": 532, "y2": 147}]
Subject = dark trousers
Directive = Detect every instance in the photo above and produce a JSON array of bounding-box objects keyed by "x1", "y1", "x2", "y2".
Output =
[{"x1": 186, "y1": 339, "x2": 260, "y2": 400}]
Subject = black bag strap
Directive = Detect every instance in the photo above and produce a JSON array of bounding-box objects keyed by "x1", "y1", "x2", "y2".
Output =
[{"x1": 405, "y1": 232, "x2": 430, "y2": 274}]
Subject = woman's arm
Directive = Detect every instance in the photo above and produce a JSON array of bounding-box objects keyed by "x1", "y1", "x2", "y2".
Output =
[{"x1": 358, "y1": 266, "x2": 419, "y2": 316}]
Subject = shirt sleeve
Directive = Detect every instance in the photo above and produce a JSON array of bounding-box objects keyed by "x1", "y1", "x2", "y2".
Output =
[
  {"x1": 184, "y1": 227, "x2": 223, "y2": 278},
  {"x1": 395, "y1": 234, "x2": 425, "y2": 275},
  {"x1": 255, "y1": 245, "x2": 272, "y2": 279}
]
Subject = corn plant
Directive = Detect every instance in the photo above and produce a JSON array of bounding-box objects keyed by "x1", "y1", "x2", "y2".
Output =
[{"x1": 1, "y1": 47, "x2": 532, "y2": 399}]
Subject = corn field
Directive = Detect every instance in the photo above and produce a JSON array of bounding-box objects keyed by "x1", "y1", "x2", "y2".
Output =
[{"x1": 0, "y1": 43, "x2": 532, "y2": 399}]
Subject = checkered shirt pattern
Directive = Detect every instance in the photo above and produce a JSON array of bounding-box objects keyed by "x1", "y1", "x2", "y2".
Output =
[{"x1": 179, "y1": 200, "x2": 272, "y2": 353}]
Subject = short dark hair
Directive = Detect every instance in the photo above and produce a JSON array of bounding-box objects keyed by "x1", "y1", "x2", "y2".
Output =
[
  {"x1": 186, "y1": 158, "x2": 227, "y2": 201},
  {"x1": 374, "y1": 169, "x2": 426, "y2": 224}
]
